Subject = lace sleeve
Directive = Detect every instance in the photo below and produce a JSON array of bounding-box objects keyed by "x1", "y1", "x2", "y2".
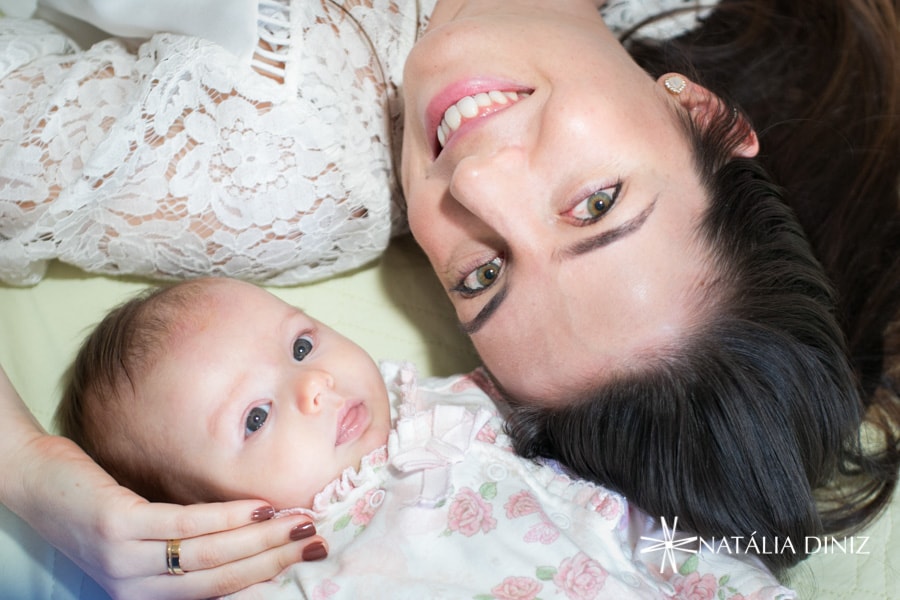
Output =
[{"x1": 0, "y1": 3, "x2": 401, "y2": 286}]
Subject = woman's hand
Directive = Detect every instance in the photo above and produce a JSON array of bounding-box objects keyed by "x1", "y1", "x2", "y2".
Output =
[
  {"x1": 19, "y1": 435, "x2": 327, "y2": 600},
  {"x1": 1, "y1": 368, "x2": 325, "y2": 599}
]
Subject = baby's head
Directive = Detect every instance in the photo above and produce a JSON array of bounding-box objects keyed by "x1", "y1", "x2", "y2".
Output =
[{"x1": 57, "y1": 277, "x2": 392, "y2": 509}]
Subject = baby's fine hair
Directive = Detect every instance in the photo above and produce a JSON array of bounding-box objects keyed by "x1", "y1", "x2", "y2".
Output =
[{"x1": 56, "y1": 278, "x2": 214, "y2": 503}]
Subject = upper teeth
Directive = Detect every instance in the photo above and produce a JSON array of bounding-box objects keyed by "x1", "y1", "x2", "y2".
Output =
[{"x1": 437, "y1": 90, "x2": 530, "y2": 148}]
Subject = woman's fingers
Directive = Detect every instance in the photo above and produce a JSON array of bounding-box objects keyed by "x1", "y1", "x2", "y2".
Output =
[
  {"x1": 95, "y1": 504, "x2": 328, "y2": 600},
  {"x1": 170, "y1": 534, "x2": 327, "y2": 600},
  {"x1": 85, "y1": 497, "x2": 329, "y2": 598},
  {"x1": 127, "y1": 499, "x2": 278, "y2": 543},
  {"x1": 159, "y1": 513, "x2": 320, "y2": 574},
  {"x1": 109, "y1": 500, "x2": 325, "y2": 573},
  {"x1": 106, "y1": 534, "x2": 327, "y2": 600}
]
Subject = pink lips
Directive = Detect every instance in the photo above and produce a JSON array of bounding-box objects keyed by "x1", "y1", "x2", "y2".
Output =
[
  {"x1": 426, "y1": 78, "x2": 532, "y2": 156},
  {"x1": 335, "y1": 402, "x2": 369, "y2": 446}
]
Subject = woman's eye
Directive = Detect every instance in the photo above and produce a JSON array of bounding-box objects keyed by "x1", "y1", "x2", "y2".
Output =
[
  {"x1": 457, "y1": 257, "x2": 504, "y2": 295},
  {"x1": 293, "y1": 335, "x2": 314, "y2": 361},
  {"x1": 570, "y1": 183, "x2": 621, "y2": 223},
  {"x1": 245, "y1": 404, "x2": 271, "y2": 437}
]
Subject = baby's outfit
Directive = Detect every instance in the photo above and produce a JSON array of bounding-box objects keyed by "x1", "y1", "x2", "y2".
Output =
[
  {"x1": 241, "y1": 362, "x2": 795, "y2": 599},
  {"x1": 0, "y1": 0, "x2": 713, "y2": 286}
]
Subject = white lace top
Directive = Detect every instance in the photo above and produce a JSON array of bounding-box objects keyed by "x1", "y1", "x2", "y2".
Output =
[{"x1": 0, "y1": 0, "x2": 713, "y2": 286}]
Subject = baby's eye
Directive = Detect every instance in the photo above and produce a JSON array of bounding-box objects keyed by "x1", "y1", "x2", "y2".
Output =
[
  {"x1": 245, "y1": 404, "x2": 271, "y2": 437},
  {"x1": 293, "y1": 335, "x2": 314, "y2": 361},
  {"x1": 456, "y1": 257, "x2": 504, "y2": 295},
  {"x1": 570, "y1": 183, "x2": 621, "y2": 223}
]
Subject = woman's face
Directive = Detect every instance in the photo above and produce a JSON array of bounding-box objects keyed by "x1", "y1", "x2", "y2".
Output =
[{"x1": 401, "y1": 0, "x2": 716, "y2": 403}]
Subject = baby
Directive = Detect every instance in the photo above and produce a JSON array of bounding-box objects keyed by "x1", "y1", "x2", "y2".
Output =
[{"x1": 57, "y1": 277, "x2": 796, "y2": 599}]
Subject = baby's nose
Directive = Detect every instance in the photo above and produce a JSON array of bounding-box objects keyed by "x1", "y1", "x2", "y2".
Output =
[{"x1": 294, "y1": 369, "x2": 335, "y2": 414}]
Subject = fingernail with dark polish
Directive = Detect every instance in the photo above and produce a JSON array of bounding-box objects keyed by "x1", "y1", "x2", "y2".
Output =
[
  {"x1": 290, "y1": 522, "x2": 316, "y2": 541},
  {"x1": 251, "y1": 506, "x2": 275, "y2": 521},
  {"x1": 302, "y1": 541, "x2": 327, "y2": 561}
]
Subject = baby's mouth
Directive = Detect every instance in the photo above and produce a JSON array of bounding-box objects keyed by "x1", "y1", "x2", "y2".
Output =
[
  {"x1": 335, "y1": 402, "x2": 368, "y2": 446},
  {"x1": 436, "y1": 89, "x2": 531, "y2": 150}
]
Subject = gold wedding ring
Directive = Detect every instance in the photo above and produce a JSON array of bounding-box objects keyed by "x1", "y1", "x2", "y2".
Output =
[{"x1": 166, "y1": 539, "x2": 185, "y2": 575}]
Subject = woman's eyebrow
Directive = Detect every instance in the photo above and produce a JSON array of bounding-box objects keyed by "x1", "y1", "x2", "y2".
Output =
[{"x1": 558, "y1": 197, "x2": 657, "y2": 259}]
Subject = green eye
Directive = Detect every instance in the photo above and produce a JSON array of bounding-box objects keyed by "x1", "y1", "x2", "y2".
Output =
[
  {"x1": 571, "y1": 183, "x2": 621, "y2": 222},
  {"x1": 587, "y1": 190, "x2": 613, "y2": 216},
  {"x1": 474, "y1": 261, "x2": 500, "y2": 286},
  {"x1": 459, "y1": 257, "x2": 503, "y2": 294}
]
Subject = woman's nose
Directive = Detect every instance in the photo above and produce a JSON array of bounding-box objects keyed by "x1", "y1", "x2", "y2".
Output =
[
  {"x1": 448, "y1": 146, "x2": 541, "y2": 240},
  {"x1": 293, "y1": 369, "x2": 335, "y2": 415}
]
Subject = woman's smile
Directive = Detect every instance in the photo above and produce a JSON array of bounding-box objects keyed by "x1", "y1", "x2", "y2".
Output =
[
  {"x1": 434, "y1": 89, "x2": 531, "y2": 151},
  {"x1": 426, "y1": 78, "x2": 533, "y2": 156}
]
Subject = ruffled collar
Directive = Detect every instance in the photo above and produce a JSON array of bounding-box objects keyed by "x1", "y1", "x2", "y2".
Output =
[{"x1": 278, "y1": 361, "x2": 495, "y2": 518}]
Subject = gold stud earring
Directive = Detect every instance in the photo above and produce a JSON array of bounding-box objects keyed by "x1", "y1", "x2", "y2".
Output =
[{"x1": 664, "y1": 75, "x2": 687, "y2": 95}]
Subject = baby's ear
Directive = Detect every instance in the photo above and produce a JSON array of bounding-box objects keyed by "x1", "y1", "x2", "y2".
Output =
[{"x1": 658, "y1": 73, "x2": 759, "y2": 158}]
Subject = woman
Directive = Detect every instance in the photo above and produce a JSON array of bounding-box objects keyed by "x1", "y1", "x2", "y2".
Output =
[
  {"x1": 0, "y1": 0, "x2": 897, "y2": 597},
  {"x1": 399, "y1": 0, "x2": 900, "y2": 577}
]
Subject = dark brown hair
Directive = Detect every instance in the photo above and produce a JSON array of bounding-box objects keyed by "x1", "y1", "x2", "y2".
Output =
[
  {"x1": 627, "y1": 0, "x2": 900, "y2": 395},
  {"x1": 504, "y1": 0, "x2": 900, "y2": 577}
]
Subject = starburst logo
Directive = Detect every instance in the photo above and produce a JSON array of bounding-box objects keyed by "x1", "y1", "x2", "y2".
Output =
[{"x1": 639, "y1": 516, "x2": 698, "y2": 573}]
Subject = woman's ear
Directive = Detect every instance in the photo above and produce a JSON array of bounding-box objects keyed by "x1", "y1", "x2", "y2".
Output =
[{"x1": 658, "y1": 73, "x2": 759, "y2": 158}]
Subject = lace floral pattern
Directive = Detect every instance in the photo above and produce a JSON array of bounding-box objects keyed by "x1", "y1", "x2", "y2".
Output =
[
  {"x1": 602, "y1": 0, "x2": 714, "y2": 39},
  {"x1": 0, "y1": 1, "x2": 432, "y2": 285}
]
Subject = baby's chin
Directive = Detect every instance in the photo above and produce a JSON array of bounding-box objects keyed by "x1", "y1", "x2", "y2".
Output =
[
  {"x1": 346, "y1": 411, "x2": 391, "y2": 458},
  {"x1": 249, "y1": 419, "x2": 394, "y2": 510},
  {"x1": 274, "y1": 445, "x2": 393, "y2": 510}
]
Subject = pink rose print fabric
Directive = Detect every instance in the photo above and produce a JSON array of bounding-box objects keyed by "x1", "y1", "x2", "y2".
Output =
[
  {"x1": 447, "y1": 487, "x2": 497, "y2": 536},
  {"x1": 553, "y1": 552, "x2": 609, "y2": 600},
  {"x1": 491, "y1": 577, "x2": 543, "y2": 600}
]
